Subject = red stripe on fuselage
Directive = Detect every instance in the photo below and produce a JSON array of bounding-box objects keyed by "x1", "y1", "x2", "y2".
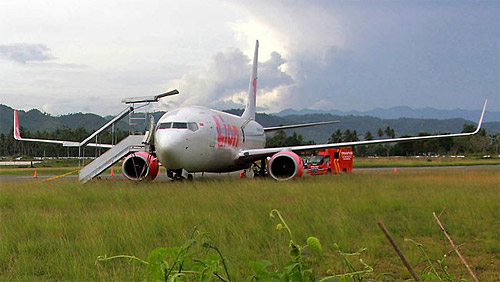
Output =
[
  {"x1": 233, "y1": 125, "x2": 239, "y2": 146},
  {"x1": 212, "y1": 115, "x2": 222, "y2": 146},
  {"x1": 223, "y1": 123, "x2": 228, "y2": 145},
  {"x1": 252, "y1": 77, "x2": 257, "y2": 104}
]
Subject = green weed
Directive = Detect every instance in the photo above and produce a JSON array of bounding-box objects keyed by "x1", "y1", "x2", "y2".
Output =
[
  {"x1": 97, "y1": 225, "x2": 232, "y2": 282},
  {"x1": 404, "y1": 238, "x2": 472, "y2": 282}
]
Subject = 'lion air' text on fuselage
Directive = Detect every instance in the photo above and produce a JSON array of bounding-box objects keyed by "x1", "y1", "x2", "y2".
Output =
[{"x1": 212, "y1": 115, "x2": 239, "y2": 147}]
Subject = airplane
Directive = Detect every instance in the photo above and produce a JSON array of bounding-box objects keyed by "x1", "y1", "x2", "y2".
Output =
[{"x1": 14, "y1": 40, "x2": 487, "y2": 182}]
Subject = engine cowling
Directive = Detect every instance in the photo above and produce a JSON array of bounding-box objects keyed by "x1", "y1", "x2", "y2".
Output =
[
  {"x1": 122, "y1": 152, "x2": 159, "y2": 181},
  {"x1": 268, "y1": 151, "x2": 303, "y2": 181}
]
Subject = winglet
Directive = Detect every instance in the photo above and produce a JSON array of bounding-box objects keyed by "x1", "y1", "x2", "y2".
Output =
[
  {"x1": 13, "y1": 109, "x2": 21, "y2": 140},
  {"x1": 472, "y1": 99, "x2": 487, "y2": 134}
]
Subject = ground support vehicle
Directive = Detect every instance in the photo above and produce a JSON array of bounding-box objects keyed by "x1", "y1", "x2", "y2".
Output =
[{"x1": 306, "y1": 148, "x2": 353, "y2": 175}]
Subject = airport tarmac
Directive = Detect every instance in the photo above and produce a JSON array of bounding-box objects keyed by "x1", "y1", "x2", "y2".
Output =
[{"x1": 0, "y1": 161, "x2": 41, "y2": 166}]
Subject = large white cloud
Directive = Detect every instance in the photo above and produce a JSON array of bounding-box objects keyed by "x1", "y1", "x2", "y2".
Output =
[{"x1": 158, "y1": 47, "x2": 293, "y2": 111}]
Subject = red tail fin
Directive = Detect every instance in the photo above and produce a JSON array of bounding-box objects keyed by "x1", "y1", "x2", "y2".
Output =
[{"x1": 13, "y1": 110, "x2": 21, "y2": 140}]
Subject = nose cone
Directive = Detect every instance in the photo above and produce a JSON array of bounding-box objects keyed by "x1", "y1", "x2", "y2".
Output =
[{"x1": 155, "y1": 130, "x2": 188, "y2": 169}]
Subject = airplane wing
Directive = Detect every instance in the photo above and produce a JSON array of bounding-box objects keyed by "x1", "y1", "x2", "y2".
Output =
[
  {"x1": 240, "y1": 100, "x2": 487, "y2": 160},
  {"x1": 263, "y1": 120, "x2": 340, "y2": 132},
  {"x1": 13, "y1": 110, "x2": 113, "y2": 148}
]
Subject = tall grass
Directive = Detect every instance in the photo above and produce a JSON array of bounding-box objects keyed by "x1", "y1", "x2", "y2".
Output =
[{"x1": 0, "y1": 168, "x2": 498, "y2": 280}]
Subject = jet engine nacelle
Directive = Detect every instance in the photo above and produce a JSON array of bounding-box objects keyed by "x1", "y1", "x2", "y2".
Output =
[
  {"x1": 268, "y1": 151, "x2": 303, "y2": 181},
  {"x1": 122, "y1": 152, "x2": 159, "y2": 181}
]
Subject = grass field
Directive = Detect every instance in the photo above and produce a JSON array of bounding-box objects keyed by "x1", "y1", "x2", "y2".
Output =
[{"x1": 0, "y1": 167, "x2": 499, "y2": 281}]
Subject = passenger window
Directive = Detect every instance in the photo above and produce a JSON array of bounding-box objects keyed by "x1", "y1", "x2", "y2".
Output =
[
  {"x1": 334, "y1": 152, "x2": 339, "y2": 159},
  {"x1": 158, "y1": 122, "x2": 172, "y2": 129},
  {"x1": 188, "y1": 122, "x2": 199, "y2": 131},
  {"x1": 172, "y1": 122, "x2": 188, "y2": 129}
]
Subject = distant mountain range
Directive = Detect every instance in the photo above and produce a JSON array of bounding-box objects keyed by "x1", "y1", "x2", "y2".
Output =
[
  {"x1": 1, "y1": 104, "x2": 498, "y2": 143},
  {"x1": 275, "y1": 106, "x2": 499, "y2": 123}
]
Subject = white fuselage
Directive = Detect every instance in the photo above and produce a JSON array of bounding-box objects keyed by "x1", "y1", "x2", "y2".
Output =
[{"x1": 154, "y1": 106, "x2": 266, "y2": 172}]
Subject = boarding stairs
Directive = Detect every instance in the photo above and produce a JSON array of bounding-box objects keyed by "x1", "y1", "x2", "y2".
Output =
[
  {"x1": 77, "y1": 90, "x2": 179, "y2": 183},
  {"x1": 78, "y1": 135, "x2": 145, "y2": 183}
]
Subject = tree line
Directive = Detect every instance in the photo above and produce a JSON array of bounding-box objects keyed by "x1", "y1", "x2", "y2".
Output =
[
  {"x1": 266, "y1": 124, "x2": 498, "y2": 157},
  {"x1": 1, "y1": 124, "x2": 497, "y2": 158}
]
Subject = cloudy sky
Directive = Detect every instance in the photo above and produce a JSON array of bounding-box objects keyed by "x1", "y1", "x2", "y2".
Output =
[{"x1": 0, "y1": 0, "x2": 498, "y2": 116}]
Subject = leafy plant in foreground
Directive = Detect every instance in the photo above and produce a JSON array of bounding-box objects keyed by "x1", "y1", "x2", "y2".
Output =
[
  {"x1": 248, "y1": 209, "x2": 373, "y2": 282},
  {"x1": 96, "y1": 227, "x2": 231, "y2": 282},
  {"x1": 247, "y1": 209, "x2": 322, "y2": 281}
]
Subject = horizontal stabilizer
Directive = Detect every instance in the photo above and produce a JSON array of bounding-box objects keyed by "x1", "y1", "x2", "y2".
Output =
[{"x1": 264, "y1": 120, "x2": 340, "y2": 132}]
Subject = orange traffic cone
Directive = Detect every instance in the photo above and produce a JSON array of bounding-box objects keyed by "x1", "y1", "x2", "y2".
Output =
[
  {"x1": 393, "y1": 167, "x2": 397, "y2": 174},
  {"x1": 110, "y1": 168, "x2": 115, "y2": 176},
  {"x1": 33, "y1": 170, "x2": 38, "y2": 178}
]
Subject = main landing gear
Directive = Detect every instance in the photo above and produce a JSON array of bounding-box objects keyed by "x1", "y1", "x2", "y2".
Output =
[
  {"x1": 252, "y1": 159, "x2": 268, "y2": 178},
  {"x1": 167, "y1": 168, "x2": 193, "y2": 181}
]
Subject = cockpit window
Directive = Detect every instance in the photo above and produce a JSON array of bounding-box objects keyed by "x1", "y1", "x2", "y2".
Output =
[
  {"x1": 172, "y1": 122, "x2": 188, "y2": 129},
  {"x1": 188, "y1": 122, "x2": 199, "y2": 132},
  {"x1": 158, "y1": 122, "x2": 198, "y2": 130},
  {"x1": 158, "y1": 122, "x2": 172, "y2": 129}
]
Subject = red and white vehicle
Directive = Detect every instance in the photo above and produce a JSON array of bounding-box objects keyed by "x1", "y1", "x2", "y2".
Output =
[{"x1": 307, "y1": 148, "x2": 353, "y2": 175}]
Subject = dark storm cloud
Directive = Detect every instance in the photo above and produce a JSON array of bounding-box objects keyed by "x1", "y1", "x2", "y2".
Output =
[
  {"x1": 238, "y1": 1, "x2": 499, "y2": 111},
  {"x1": 318, "y1": 1, "x2": 500, "y2": 110},
  {"x1": 0, "y1": 43, "x2": 56, "y2": 64}
]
